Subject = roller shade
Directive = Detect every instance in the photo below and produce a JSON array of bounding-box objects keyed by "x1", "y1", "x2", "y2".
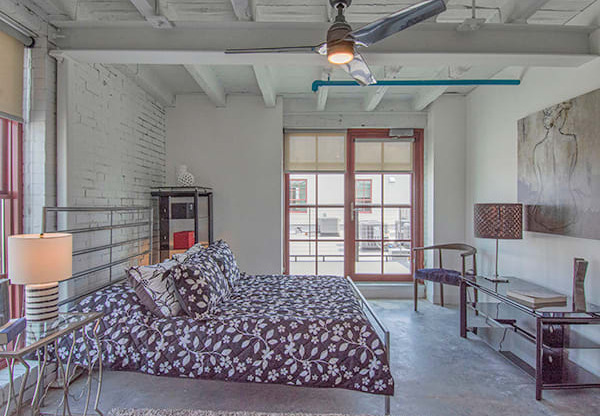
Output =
[
  {"x1": 0, "y1": 30, "x2": 24, "y2": 120},
  {"x1": 284, "y1": 132, "x2": 346, "y2": 172}
]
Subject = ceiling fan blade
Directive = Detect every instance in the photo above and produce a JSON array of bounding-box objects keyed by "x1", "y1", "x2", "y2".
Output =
[
  {"x1": 225, "y1": 45, "x2": 322, "y2": 54},
  {"x1": 342, "y1": 52, "x2": 376, "y2": 86},
  {"x1": 347, "y1": 0, "x2": 447, "y2": 47}
]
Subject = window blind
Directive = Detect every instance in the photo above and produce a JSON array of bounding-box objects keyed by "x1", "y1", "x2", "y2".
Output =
[
  {"x1": 284, "y1": 132, "x2": 346, "y2": 172},
  {"x1": 0, "y1": 30, "x2": 24, "y2": 121}
]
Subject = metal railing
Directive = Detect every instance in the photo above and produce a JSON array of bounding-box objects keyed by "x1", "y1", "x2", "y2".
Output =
[{"x1": 42, "y1": 206, "x2": 153, "y2": 307}]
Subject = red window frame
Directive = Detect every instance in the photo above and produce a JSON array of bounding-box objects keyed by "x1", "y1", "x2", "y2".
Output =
[
  {"x1": 289, "y1": 178, "x2": 308, "y2": 213},
  {"x1": 0, "y1": 117, "x2": 24, "y2": 320},
  {"x1": 284, "y1": 129, "x2": 424, "y2": 282}
]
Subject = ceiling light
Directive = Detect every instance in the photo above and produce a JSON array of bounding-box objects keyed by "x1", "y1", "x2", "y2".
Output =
[{"x1": 327, "y1": 41, "x2": 354, "y2": 64}]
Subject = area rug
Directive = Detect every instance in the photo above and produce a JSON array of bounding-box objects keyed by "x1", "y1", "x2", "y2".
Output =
[{"x1": 109, "y1": 409, "x2": 371, "y2": 416}]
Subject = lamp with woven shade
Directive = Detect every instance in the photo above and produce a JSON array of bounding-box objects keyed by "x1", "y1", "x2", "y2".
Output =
[{"x1": 474, "y1": 203, "x2": 523, "y2": 280}]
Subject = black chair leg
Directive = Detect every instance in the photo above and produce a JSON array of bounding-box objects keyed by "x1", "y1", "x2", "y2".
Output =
[
  {"x1": 440, "y1": 283, "x2": 444, "y2": 307},
  {"x1": 414, "y1": 279, "x2": 418, "y2": 312}
]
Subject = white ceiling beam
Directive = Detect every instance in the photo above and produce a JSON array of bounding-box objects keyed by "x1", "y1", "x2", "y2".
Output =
[
  {"x1": 114, "y1": 64, "x2": 175, "y2": 106},
  {"x1": 411, "y1": 66, "x2": 449, "y2": 111},
  {"x1": 363, "y1": 87, "x2": 389, "y2": 112},
  {"x1": 253, "y1": 65, "x2": 276, "y2": 107},
  {"x1": 184, "y1": 65, "x2": 227, "y2": 107},
  {"x1": 50, "y1": 49, "x2": 596, "y2": 69},
  {"x1": 502, "y1": 0, "x2": 551, "y2": 24},
  {"x1": 51, "y1": 22, "x2": 596, "y2": 66},
  {"x1": 411, "y1": 86, "x2": 447, "y2": 111},
  {"x1": 567, "y1": 1, "x2": 600, "y2": 26},
  {"x1": 128, "y1": 0, "x2": 173, "y2": 28},
  {"x1": 230, "y1": 0, "x2": 252, "y2": 21},
  {"x1": 28, "y1": 0, "x2": 74, "y2": 20},
  {"x1": 362, "y1": 65, "x2": 403, "y2": 111},
  {"x1": 315, "y1": 69, "x2": 330, "y2": 111}
]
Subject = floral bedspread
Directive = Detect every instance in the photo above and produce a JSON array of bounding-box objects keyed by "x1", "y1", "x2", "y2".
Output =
[{"x1": 61, "y1": 274, "x2": 394, "y2": 396}]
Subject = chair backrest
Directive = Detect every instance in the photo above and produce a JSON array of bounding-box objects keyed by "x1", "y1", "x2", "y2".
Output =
[{"x1": 414, "y1": 243, "x2": 477, "y2": 275}]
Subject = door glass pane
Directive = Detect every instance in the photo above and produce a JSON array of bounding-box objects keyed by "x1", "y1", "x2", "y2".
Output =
[
  {"x1": 383, "y1": 141, "x2": 412, "y2": 171},
  {"x1": 289, "y1": 174, "x2": 315, "y2": 205},
  {"x1": 383, "y1": 174, "x2": 411, "y2": 205},
  {"x1": 318, "y1": 208, "x2": 344, "y2": 240},
  {"x1": 384, "y1": 242, "x2": 411, "y2": 274},
  {"x1": 286, "y1": 135, "x2": 316, "y2": 171},
  {"x1": 356, "y1": 208, "x2": 382, "y2": 240},
  {"x1": 289, "y1": 207, "x2": 316, "y2": 240},
  {"x1": 317, "y1": 242, "x2": 344, "y2": 276},
  {"x1": 317, "y1": 174, "x2": 344, "y2": 205},
  {"x1": 384, "y1": 208, "x2": 411, "y2": 240},
  {"x1": 355, "y1": 174, "x2": 381, "y2": 205},
  {"x1": 317, "y1": 135, "x2": 345, "y2": 171},
  {"x1": 355, "y1": 141, "x2": 381, "y2": 171},
  {"x1": 289, "y1": 241, "x2": 316, "y2": 275},
  {"x1": 355, "y1": 251, "x2": 381, "y2": 274}
]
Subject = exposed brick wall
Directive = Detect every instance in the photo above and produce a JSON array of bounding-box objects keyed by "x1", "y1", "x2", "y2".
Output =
[
  {"x1": 62, "y1": 60, "x2": 166, "y2": 207},
  {"x1": 56, "y1": 59, "x2": 166, "y2": 301}
]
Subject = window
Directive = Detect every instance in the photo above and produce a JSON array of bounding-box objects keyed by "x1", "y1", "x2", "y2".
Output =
[
  {"x1": 0, "y1": 117, "x2": 23, "y2": 321},
  {"x1": 355, "y1": 179, "x2": 372, "y2": 213},
  {"x1": 289, "y1": 179, "x2": 307, "y2": 213}
]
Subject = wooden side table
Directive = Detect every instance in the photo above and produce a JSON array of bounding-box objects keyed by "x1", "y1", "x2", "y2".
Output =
[{"x1": 0, "y1": 312, "x2": 104, "y2": 416}]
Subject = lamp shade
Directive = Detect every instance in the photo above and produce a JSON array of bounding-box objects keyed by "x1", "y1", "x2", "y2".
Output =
[
  {"x1": 8, "y1": 233, "x2": 72, "y2": 285},
  {"x1": 474, "y1": 204, "x2": 523, "y2": 240}
]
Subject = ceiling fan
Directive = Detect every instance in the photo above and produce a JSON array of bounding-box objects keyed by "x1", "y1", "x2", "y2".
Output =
[{"x1": 225, "y1": 0, "x2": 447, "y2": 86}]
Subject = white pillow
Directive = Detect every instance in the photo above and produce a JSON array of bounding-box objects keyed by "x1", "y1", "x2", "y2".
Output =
[{"x1": 127, "y1": 259, "x2": 180, "y2": 317}]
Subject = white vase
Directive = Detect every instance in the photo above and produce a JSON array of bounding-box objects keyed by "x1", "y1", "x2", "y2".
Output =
[{"x1": 177, "y1": 165, "x2": 195, "y2": 187}]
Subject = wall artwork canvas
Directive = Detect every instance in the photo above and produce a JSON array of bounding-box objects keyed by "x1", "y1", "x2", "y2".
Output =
[{"x1": 518, "y1": 88, "x2": 600, "y2": 239}]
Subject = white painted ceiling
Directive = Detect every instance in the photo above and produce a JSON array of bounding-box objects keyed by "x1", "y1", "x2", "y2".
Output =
[{"x1": 26, "y1": 0, "x2": 600, "y2": 110}]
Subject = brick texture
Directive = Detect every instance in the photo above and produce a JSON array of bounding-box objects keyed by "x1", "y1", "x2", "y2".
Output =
[{"x1": 56, "y1": 60, "x2": 166, "y2": 302}]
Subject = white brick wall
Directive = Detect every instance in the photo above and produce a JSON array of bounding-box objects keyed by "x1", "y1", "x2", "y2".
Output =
[
  {"x1": 23, "y1": 35, "x2": 57, "y2": 234},
  {"x1": 61, "y1": 61, "x2": 166, "y2": 207},
  {"x1": 56, "y1": 59, "x2": 166, "y2": 300}
]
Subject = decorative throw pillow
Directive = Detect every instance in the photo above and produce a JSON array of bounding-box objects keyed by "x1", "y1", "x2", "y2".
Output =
[
  {"x1": 172, "y1": 242, "x2": 206, "y2": 263},
  {"x1": 127, "y1": 259, "x2": 180, "y2": 317},
  {"x1": 170, "y1": 252, "x2": 229, "y2": 319},
  {"x1": 205, "y1": 240, "x2": 241, "y2": 288}
]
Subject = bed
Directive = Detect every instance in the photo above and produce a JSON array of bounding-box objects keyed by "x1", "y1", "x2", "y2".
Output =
[{"x1": 44, "y1": 207, "x2": 394, "y2": 415}]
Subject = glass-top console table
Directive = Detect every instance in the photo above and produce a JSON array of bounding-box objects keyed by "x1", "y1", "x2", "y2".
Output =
[{"x1": 459, "y1": 275, "x2": 600, "y2": 400}]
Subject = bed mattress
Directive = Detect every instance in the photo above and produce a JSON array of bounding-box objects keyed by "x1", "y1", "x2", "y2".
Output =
[{"x1": 61, "y1": 274, "x2": 394, "y2": 396}]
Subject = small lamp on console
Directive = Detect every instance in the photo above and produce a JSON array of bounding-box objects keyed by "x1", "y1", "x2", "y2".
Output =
[
  {"x1": 8, "y1": 233, "x2": 72, "y2": 323},
  {"x1": 474, "y1": 203, "x2": 522, "y2": 282}
]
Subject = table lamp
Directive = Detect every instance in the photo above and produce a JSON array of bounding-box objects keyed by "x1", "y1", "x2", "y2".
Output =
[
  {"x1": 8, "y1": 233, "x2": 72, "y2": 323},
  {"x1": 474, "y1": 203, "x2": 522, "y2": 282}
]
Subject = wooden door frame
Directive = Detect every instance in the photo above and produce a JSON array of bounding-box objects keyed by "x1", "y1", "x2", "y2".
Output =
[
  {"x1": 283, "y1": 128, "x2": 424, "y2": 281},
  {"x1": 346, "y1": 128, "x2": 424, "y2": 282}
]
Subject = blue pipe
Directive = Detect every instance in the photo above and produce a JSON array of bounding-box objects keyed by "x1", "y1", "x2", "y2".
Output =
[{"x1": 311, "y1": 79, "x2": 521, "y2": 92}]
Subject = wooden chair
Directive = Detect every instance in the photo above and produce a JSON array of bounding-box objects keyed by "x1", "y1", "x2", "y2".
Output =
[{"x1": 413, "y1": 244, "x2": 477, "y2": 312}]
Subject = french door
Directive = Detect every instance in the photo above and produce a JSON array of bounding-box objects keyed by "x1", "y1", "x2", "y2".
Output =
[{"x1": 284, "y1": 129, "x2": 423, "y2": 282}]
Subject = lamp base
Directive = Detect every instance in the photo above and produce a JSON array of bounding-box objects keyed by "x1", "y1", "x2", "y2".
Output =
[{"x1": 25, "y1": 282, "x2": 59, "y2": 323}]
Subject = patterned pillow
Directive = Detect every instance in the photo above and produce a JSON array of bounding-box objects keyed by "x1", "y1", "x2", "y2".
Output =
[
  {"x1": 172, "y1": 242, "x2": 206, "y2": 263},
  {"x1": 170, "y1": 253, "x2": 230, "y2": 319},
  {"x1": 205, "y1": 240, "x2": 241, "y2": 288},
  {"x1": 127, "y1": 259, "x2": 180, "y2": 317}
]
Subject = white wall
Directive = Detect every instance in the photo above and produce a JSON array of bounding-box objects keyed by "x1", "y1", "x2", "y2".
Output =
[
  {"x1": 425, "y1": 96, "x2": 468, "y2": 304},
  {"x1": 166, "y1": 95, "x2": 284, "y2": 275},
  {"x1": 465, "y1": 59, "x2": 600, "y2": 306}
]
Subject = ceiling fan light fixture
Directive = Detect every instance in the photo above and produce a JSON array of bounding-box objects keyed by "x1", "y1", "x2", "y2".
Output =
[{"x1": 327, "y1": 41, "x2": 355, "y2": 64}]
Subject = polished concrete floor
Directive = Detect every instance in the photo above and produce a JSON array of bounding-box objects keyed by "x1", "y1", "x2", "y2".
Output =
[{"x1": 44, "y1": 300, "x2": 600, "y2": 416}]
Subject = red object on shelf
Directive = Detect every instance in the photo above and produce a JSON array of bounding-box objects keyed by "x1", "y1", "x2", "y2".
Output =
[{"x1": 173, "y1": 231, "x2": 195, "y2": 249}]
